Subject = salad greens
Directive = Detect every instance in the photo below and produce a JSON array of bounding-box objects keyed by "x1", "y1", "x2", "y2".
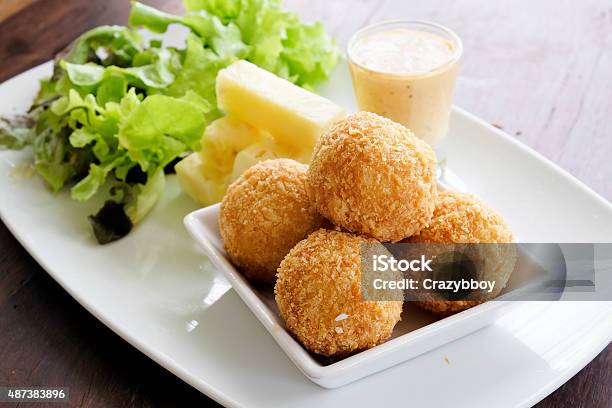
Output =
[{"x1": 0, "y1": 0, "x2": 339, "y2": 244}]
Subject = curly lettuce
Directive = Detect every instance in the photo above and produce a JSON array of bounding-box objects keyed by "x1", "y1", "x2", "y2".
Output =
[
  {"x1": 0, "y1": 0, "x2": 339, "y2": 244},
  {"x1": 129, "y1": 0, "x2": 340, "y2": 88}
]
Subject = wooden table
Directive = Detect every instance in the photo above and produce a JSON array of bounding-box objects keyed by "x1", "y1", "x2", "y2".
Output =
[{"x1": 0, "y1": 0, "x2": 610, "y2": 406}]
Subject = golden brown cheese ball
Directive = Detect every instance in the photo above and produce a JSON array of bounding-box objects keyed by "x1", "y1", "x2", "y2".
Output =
[
  {"x1": 408, "y1": 190, "x2": 515, "y2": 315},
  {"x1": 219, "y1": 159, "x2": 326, "y2": 283},
  {"x1": 306, "y1": 111, "x2": 437, "y2": 242},
  {"x1": 409, "y1": 190, "x2": 515, "y2": 244},
  {"x1": 275, "y1": 229, "x2": 403, "y2": 356}
]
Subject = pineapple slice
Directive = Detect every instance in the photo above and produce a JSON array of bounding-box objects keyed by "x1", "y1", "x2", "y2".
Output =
[
  {"x1": 199, "y1": 116, "x2": 267, "y2": 175},
  {"x1": 230, "y1": 138, "x2": 300, "y2": 182},
  {"x1": 216, "y1": 60, "x2": 346, "y2": 160},
  {"x1": 176, "y1": 152, "x2": 228, "y2": 206},
  {"x1": 178, "y1": 61, "x2": 348, "y2": 206}
]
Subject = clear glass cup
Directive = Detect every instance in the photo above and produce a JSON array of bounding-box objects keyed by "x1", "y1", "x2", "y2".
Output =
[{"x1": 347, "y1": 20, "x2": 463, "y2": 160}]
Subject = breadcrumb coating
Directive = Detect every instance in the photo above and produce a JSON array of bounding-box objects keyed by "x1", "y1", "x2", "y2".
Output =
[
  {"x1": 275, "y1": 229, "x2": 403, "y2": 356},
  {"x1": 219, "y1": 159, "x2": 326, "y2": 283},
  {"x1": 409, "y1": 191, "x2": 515, "y2": 315},
  {"x1": 306, "y1": 111, "x2": 437, "y2": 242},
  {"x1": 409, "y1": 191, "x2": 514, "y2": 244}
]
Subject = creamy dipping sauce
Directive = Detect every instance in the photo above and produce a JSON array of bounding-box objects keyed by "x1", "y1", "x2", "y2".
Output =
[
  {"x1": 350, "y1": 28, "x2": 455, "y2": 75},
  {"x1": 348, "y1": 23, "x2": 461, "y2": 149}
]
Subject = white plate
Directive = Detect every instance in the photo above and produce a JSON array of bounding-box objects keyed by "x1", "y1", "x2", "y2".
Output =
[{"x1": 1, "y1": 61, "x2": 611, "y2": 407}]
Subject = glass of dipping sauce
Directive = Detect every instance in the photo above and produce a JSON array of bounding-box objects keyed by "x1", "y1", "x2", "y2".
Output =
[{"x1": 348, "y1": 20, "x2": 462, "y2": 153}]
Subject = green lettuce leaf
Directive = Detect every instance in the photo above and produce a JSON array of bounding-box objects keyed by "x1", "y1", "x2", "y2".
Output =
[
  {"x1": 71, "y1": 156, "x2": 122, "y2": 201},
  {"x1": 0, "y1": 116, "x2": 35, "y2": 150},
  {"x1": 172, "y1": 0, "x2": 340, "y2": 88},
  {"x1": 127, "y1": 2, "x2": 182, "y2": 33},
  {"x1": 118, "y1": 93, "x2": 207, "y2": 170},
  {"x1": 280, "y1": 21, "x2": 340, "y2": 88},
  {"x1": 129, "y1": 2, "x2": 250, "y2": 59},
  {"x1": 60, "y1": 48, "x2": 177, "y2": 91},
  {"x1": 164, "y1": 34, "x2": 229, "y2": 121},
  {"x1": 124, "y1": 167, "x2": 165, "y2": 224},
  {"x1": 63, "y1": 25, "x2": 142, "y2": 67}
]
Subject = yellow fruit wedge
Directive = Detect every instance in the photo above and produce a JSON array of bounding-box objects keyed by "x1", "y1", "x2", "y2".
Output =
[
  {"x1": 199, "y1": 116, "x2": 266, "y2": 176},
  {"x1": 216, "y1": 60, "x2": 346, "y2": 160},
  {"x1": 176, "y1": 153, "x2": 228, "y2": 206},
  {"x1": 230, "y1": 138, "x2": 299, "y2": 182}
]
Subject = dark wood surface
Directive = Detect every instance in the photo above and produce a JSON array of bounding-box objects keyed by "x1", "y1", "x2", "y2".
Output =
[{"x1": 0, "y1": 0, "x2": 610, "y2": 407}]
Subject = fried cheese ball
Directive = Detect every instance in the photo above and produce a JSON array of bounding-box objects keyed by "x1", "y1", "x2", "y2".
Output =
[
  {"x1": 408, "y1": 191, "x2": 515, "y2": 315},
  {"x1": 219, "y1": 159, "x2": 326, "y2": 283},
  {"x1": 275, "y1": 229, "x2": 403, "y2": 356},
  {"x1": 409, "y1": 191, "x2": 515, "y2": 244},
  {"x1": 306, "y1": 112, "x2": 437, "y2": 242}
]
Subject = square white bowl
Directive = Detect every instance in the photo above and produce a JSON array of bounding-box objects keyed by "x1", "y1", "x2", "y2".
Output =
[{"x1": 184, "y1": 204, "x2": 516, "y2": 388}]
